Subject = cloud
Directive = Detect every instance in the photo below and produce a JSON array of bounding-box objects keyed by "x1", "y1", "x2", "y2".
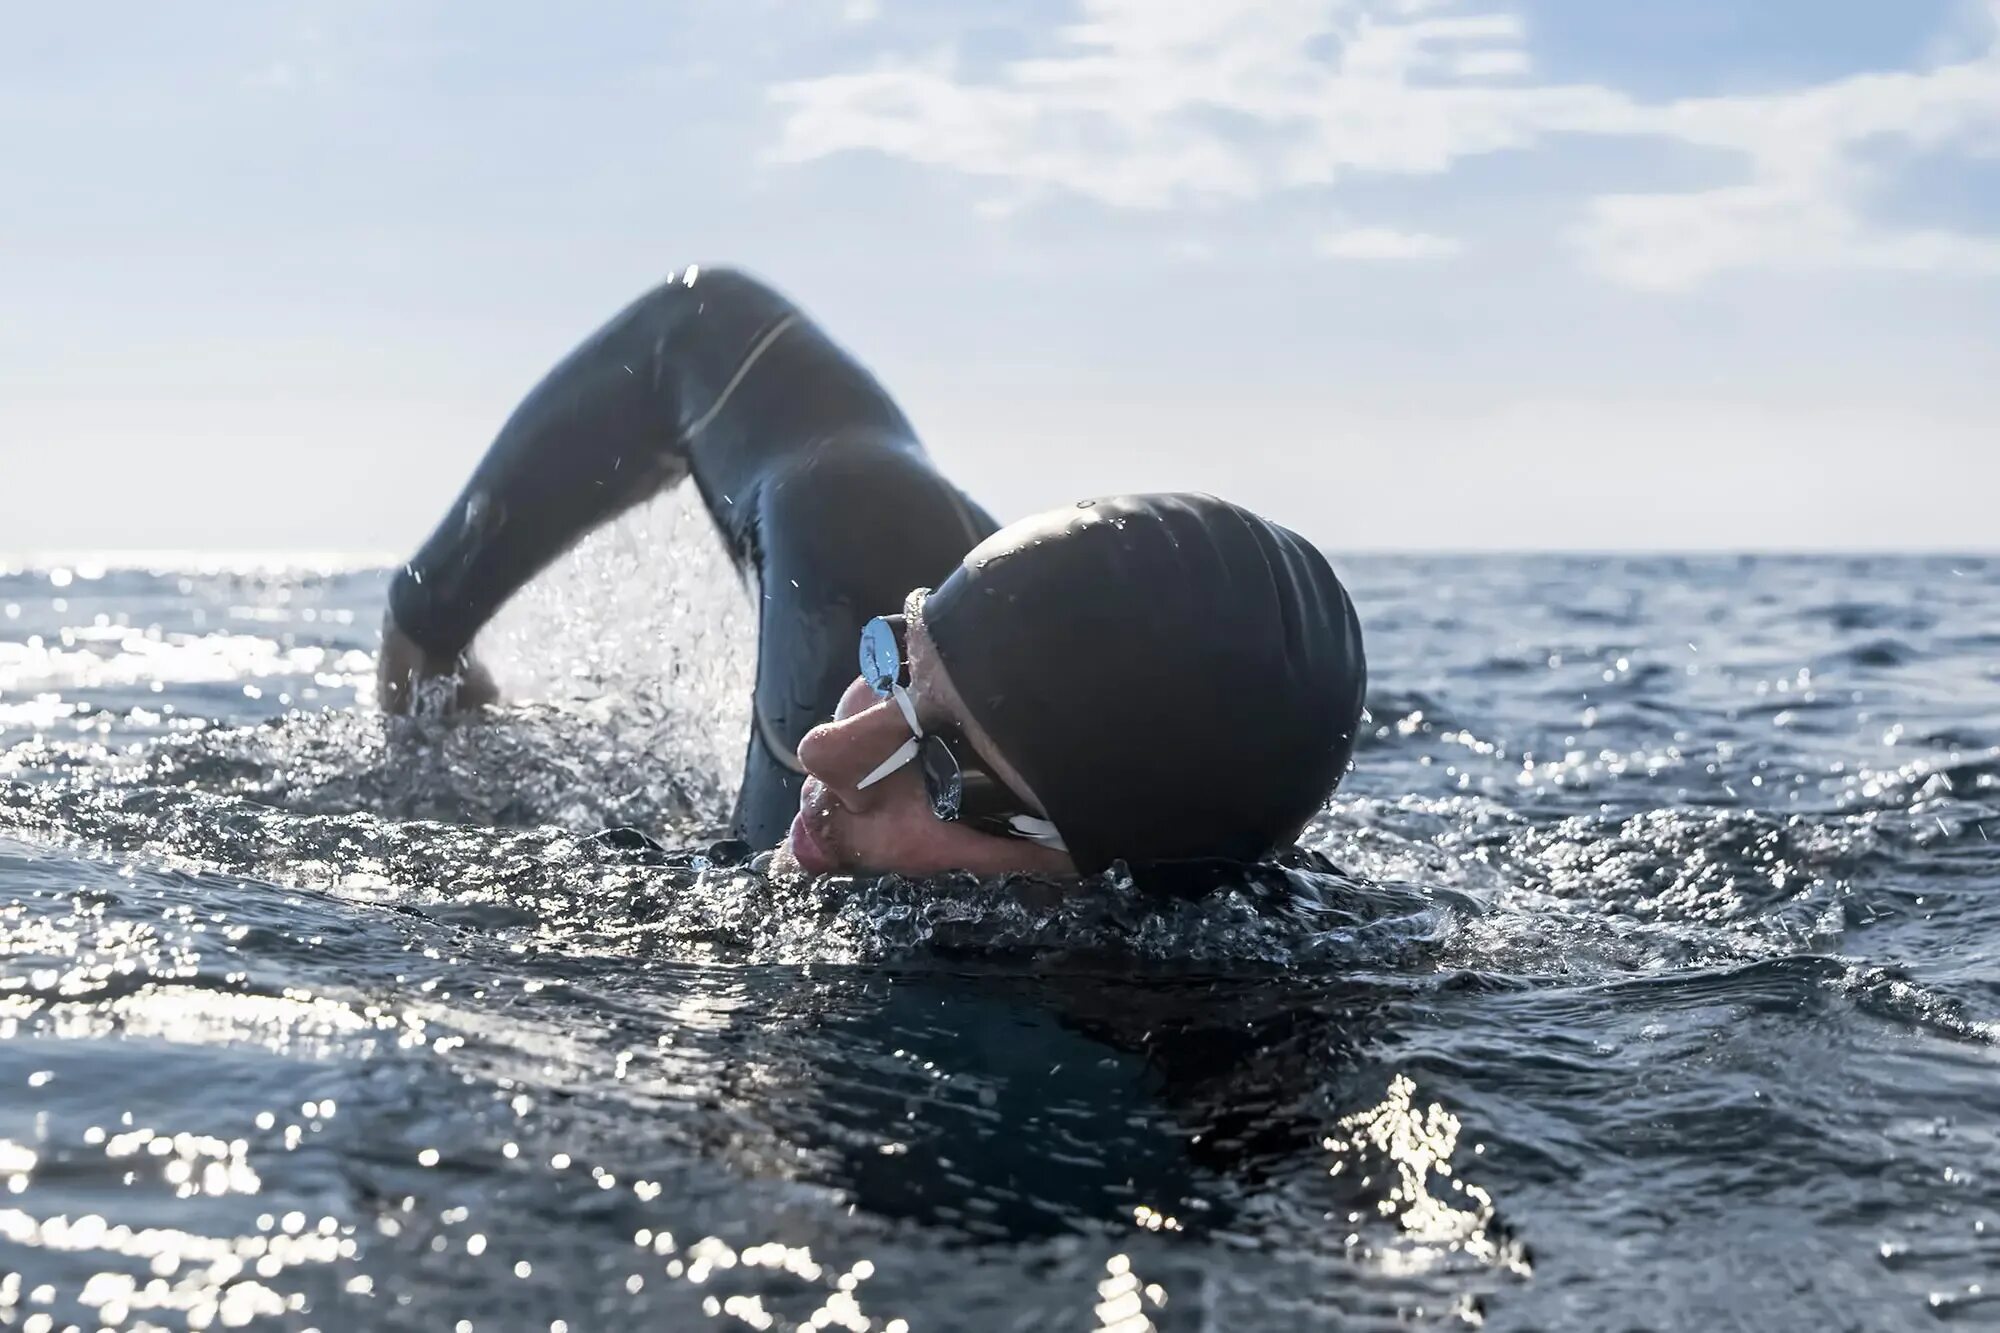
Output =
[
  {"x1": 769, "y1": 0, "x2": 1579, "y2": 207},
  {"x1": 1576, "y1": 181, "x2": 2000, "y2": 290},
  {"x1": 1317, "y1": 226, "x2": 1461, "y2": 259},
  {"x1": 1570, "y1": 28, "x2": 2000, "y2": 286},
  {"x1": 243, "y1": 61, "x2": 302, "y2": 91},
  {"x1": 768, "y1": 0, "x2": 2000, "y2": 289},
  {"x1": 241, "y1": 24, "x2": 333, "y2": 93}
]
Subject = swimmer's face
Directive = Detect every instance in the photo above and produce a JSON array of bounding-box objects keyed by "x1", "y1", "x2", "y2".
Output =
[{"x1": 770, "y1": 598, "x2": 1076, "y2": 881}]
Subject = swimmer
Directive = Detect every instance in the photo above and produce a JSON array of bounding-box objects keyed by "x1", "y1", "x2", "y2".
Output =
[{"x1": 379, "y1": 268, "x2": 1366, "y2": 880}]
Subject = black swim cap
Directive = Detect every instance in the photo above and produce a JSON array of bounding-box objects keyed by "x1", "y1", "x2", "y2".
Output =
[{"x1": 922, "y1": 493, "x2": 1366, "y2": 874}]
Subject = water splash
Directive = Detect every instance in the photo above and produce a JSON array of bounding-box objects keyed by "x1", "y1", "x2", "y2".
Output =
[{"x1": 481, "y1": 487, "x2": 757, "y2": 819}]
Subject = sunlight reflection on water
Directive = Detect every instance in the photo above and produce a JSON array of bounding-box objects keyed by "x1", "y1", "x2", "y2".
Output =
[{"x1": 1, "y1": 551, "x2": 1997, "y2": 1329}]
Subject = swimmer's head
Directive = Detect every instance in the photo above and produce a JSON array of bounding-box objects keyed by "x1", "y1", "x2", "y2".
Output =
[
  {"x1": 772, "y1": 493, "x2": 1367, "y2": 880},
  {"x1": 924, "y1": 493, "x2": 1366, "y2": 872}
]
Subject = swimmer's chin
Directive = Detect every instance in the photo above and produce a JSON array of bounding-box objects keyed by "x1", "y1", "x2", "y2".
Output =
[
  {"x1": 766, "y1": 845, "x2": 869, "y2": 882},
  {"x1": 779, "y1": 809, "x2": 845, "y2": 878},
  {"x1": 767, "y1": 830, "x2": 839, "y2": 881},
  {"x1": 769, "y1": 836, "x2": 878, "y2": 882},
  {"x1": 766, "y1": 841, "x2": 808, "y2": 880}
]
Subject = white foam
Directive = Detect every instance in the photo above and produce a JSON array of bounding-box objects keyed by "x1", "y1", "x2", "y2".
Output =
[{"x1": 480, "y1": 486, "x2": 758, "y2": 812}]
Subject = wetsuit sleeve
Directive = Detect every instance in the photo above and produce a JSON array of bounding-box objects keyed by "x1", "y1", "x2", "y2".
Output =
[
  {"x1": 390, "y1": 268, "x2": 795, "y2": 659},
  {"x1": 388, "y1": 266, "x2": 996, "y2": 846}
]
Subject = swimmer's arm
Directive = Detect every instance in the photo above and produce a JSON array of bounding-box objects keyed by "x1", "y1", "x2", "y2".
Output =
[
  {"x1": 378, "y1": 267, "x2": 802, "y2": 715},
  {"x1": 376, "y1": 614, "x2": 498, "y2": 715}
]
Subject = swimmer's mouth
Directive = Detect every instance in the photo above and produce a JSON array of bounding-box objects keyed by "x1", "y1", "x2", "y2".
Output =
[{"x1": 785, "y1": 805, "x2": 837, "y2": 875}]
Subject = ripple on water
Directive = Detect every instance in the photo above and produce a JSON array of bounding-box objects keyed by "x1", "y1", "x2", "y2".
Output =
[{"x1": 2, "y1": 549, "x2": 1998, "y2": 1329}]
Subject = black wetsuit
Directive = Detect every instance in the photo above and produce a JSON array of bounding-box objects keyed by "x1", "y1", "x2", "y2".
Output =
[{"x1": 388, "y1": 268, "x2": 997, "y2": 847}]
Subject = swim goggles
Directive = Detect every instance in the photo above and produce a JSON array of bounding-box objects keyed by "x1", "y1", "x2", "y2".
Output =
[{"x1": 854, "y1": 606, "x2": 1067, "y2": 851}]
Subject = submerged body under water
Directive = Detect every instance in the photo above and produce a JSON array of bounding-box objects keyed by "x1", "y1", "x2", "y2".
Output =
[{"x1": 1, "y1": 517, "x2": 1995, "y2": 1331}]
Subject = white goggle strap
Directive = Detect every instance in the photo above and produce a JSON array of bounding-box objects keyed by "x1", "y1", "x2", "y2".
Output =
[
  {"x1": 857, "y1": 683, "x2": 924, "y2": 790},
  {"x1": 888, "y1": 681, "x2": 922, "y2": 735},
  {"x1": 856, "y1": 739, "x2": 919, "y2": 790},
  {"x1": 1006, "y1": 814, "x2": 1068, "y2": 851}
]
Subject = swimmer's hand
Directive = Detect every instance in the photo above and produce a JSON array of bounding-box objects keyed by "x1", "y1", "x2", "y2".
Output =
[{"x1": 376, "y1": 613, "x2": 499, "y2": 716}]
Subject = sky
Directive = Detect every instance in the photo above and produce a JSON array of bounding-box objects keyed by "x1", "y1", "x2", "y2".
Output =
[{"x1": 2, "y1": 0, "x2": 1997, "y2": 554}]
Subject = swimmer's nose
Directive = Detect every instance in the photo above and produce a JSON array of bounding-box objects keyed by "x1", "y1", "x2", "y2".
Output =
[{"x1": 794, "y1": 675, "x2": 918, "y2": 810}]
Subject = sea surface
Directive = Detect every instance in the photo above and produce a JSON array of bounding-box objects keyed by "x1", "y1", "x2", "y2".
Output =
[{"x1": 1, "y1": 504, "x2": 1995, "y2": 1331}]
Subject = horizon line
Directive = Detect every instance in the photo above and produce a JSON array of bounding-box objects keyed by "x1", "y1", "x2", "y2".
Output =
[{"x1": 2, "y1": 546, "x2": 1995, "y2": 573}]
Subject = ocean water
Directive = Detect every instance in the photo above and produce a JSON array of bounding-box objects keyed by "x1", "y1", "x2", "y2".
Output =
[{"x1": 1, "y1": 508, "x2": 1996, "y2": 1331}]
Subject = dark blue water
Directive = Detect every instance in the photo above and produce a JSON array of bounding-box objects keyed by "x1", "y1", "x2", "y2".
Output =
[{"x1": 2, "y1": 538, "x2": 1996, "y2": 1331}]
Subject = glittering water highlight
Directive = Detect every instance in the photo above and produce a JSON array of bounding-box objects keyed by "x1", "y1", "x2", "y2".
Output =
[{"x1": 2, "y1": 513, "x2": 1996, "y2": 1330}]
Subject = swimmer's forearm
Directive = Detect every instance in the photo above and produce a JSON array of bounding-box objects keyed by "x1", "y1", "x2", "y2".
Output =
[
  {"x1": 387, "y1": 274, "x2": 716, "y2": 658},
  {"x1": 386, "y1": 266, "x2": 874, "y2": 660},
  {"x1": 376, "y1": 612, "x2": 497, "y2": 715}
]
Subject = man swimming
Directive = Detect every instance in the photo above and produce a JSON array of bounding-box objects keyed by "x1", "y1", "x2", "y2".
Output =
[{"x1": 379, "y1": 267, "x2": 1367, "y2": 880}]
